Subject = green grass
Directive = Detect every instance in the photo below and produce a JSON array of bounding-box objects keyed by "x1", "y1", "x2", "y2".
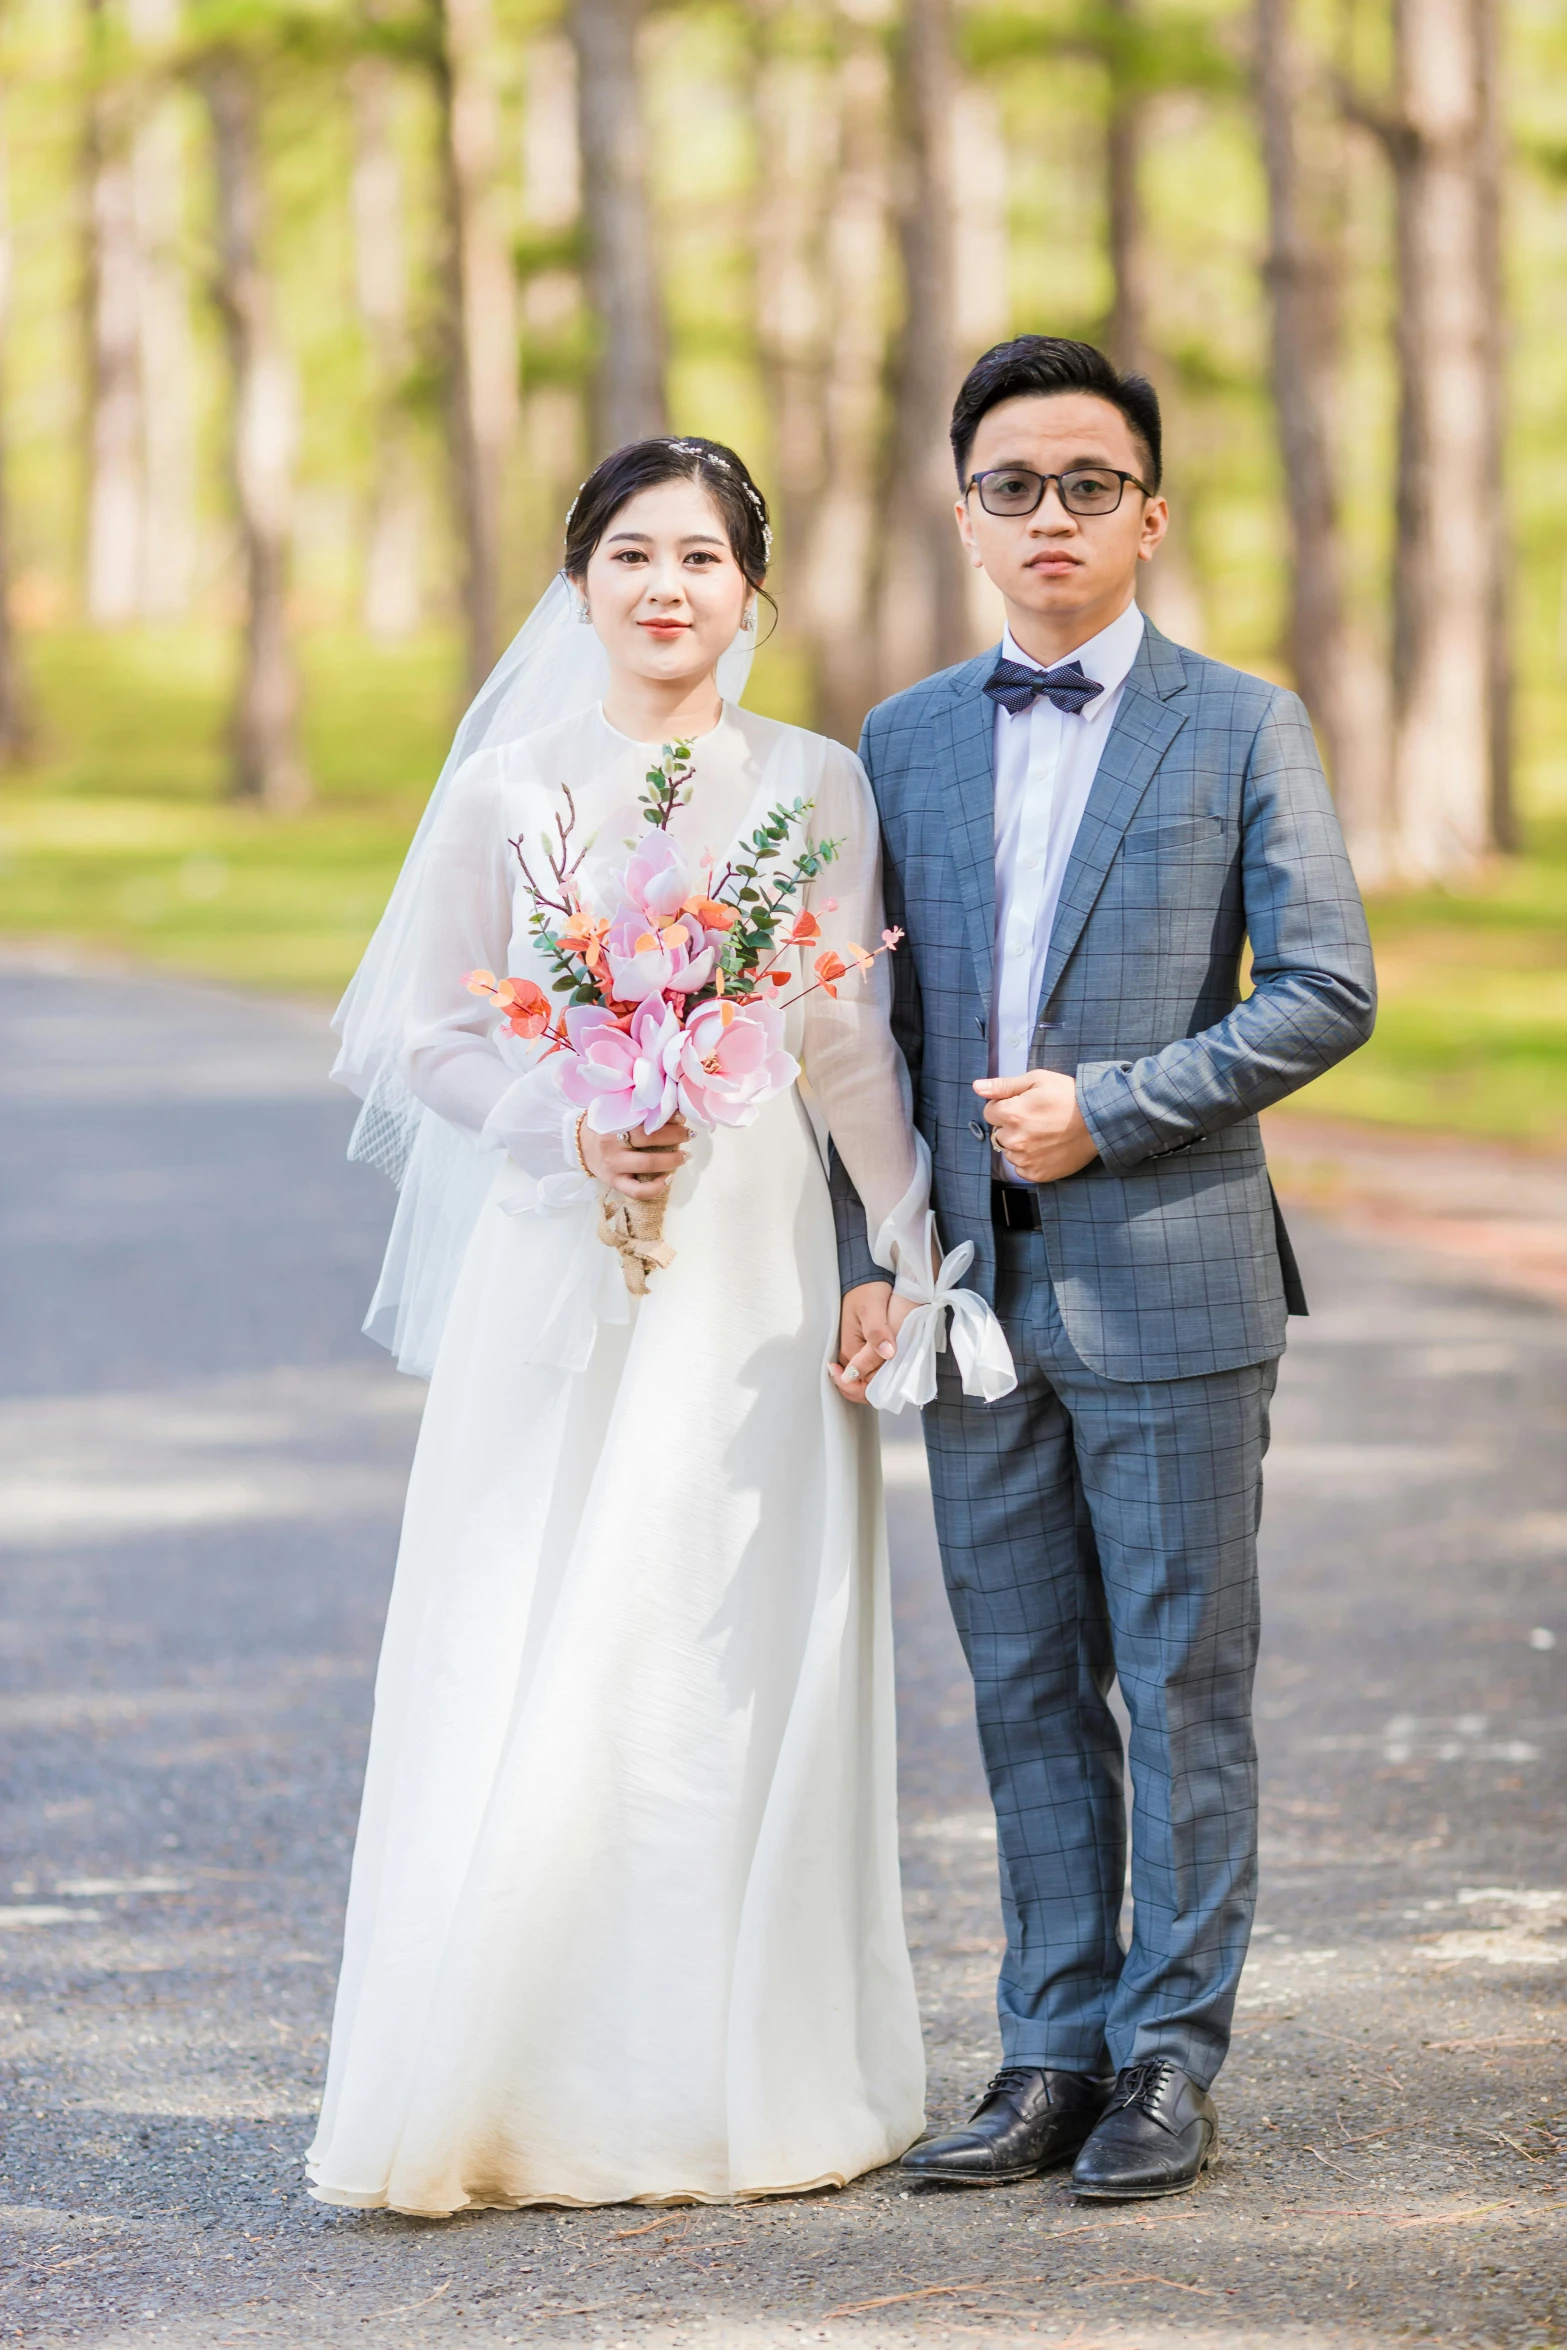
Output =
[
  {"x1": 1279, "y1": 813, "x2": 1567, "y2": 1144},
  {"x1": 1, "y1": 625, "x2": 1564, "y2": 1142},
  {"x1": 0, "y1": 627, "x2": 464, "y2": 995},
  {"x1": 0, "y1": 789, "x2": 421, "y2": 996},
  {"x1": 22, "y1": 624, "x2": 465, "y2": 809}
]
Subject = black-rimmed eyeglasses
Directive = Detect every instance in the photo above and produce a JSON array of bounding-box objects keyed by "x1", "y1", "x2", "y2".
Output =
[{"x1": 965, "y1": 465, "x2": 1153, "y2": 518}]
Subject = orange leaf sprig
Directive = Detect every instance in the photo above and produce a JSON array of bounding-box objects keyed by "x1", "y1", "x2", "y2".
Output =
[
  {"x1": 748, "y1": 912, "x2": 905, "y2": 1006},
  {"x1": 464, "y1": 970, "x2": 568, "y2": 1048},
  {"x1": 805, "y1": 929, "x2": 904, "y2": 1000}
]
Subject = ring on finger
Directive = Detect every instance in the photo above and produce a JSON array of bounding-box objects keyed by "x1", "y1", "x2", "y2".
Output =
[{"x1": 842, "y1": 1364, "x2": 863, "y2": 1383}]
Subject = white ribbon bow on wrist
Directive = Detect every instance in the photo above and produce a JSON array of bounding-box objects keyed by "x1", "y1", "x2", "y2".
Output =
[{"x1": 864, "y1": 1229, "x2": 1017, "y2": 1415}]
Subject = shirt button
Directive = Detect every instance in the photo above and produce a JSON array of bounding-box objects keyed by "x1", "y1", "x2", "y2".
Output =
[
  {"x1": 1022, "y1": 853, "x2": 1041, "y2": 871},
  {"x1": 1007, "y1": 940, "x2": 1026, "y2": 958}
]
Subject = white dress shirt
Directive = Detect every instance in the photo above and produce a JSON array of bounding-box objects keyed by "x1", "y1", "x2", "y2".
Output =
[{"x1": 989, "y1": 598, "x2": 1145, "y2": 1174}]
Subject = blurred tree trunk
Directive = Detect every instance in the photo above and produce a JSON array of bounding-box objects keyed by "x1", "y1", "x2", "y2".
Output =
[
  {"x1": 1100, "y1": 0, "x2": 1206, "y2": 647},
  {"x1": 519, "y1": 33, "x2": 586, "y2": 578},
  {"x1": 0, "y1": 107, "x2": 30, "y2": 760},
  {"x1": 432, "y1": 0, "x2": 516, "y2": 691},
  {"x1": 1256, "y1": 0, "x2": 1391, "y2": 874},
  {"x1": 753, "y1": 0, "x2": 833, "y2": 674},
  {"x1": 1477, "y1": 0, "x2": 1515, "y2": 850},
  {"x1": 349, "y1": 54, "x2": 421, "y2": 639},
  {"x1": 949, "y1": 78, "x2": 1009, "y2": 651},
  {"x1": 800, "y1": 24, "x2": 892, "y2": 743},
  {"x1": 571, "y1": 0, "x2": 665, "y2": 453},
  {"x1": 1104, "y1": 0, "x2": 1147, "y2": 374},
  {"x1": 83, "y1": 0, "x2": 144, "y2": 623},
  {"x1": 200, "y1": 48, "x2": 308, "y2": 810},
  {"x1": 130, "y1": 0, "x2": 197, "y2": 618},
  {"x1": 878, "y1": 0, "x2": 969, "y2": 694},
  {"x1": 1387, "y1": 0, "x2": 1492, "y2": 878}
]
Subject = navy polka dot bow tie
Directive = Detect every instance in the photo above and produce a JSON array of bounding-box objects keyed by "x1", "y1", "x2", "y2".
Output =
[{"x1": 982, "y1": 655, "x2": 1105, "y2": 717}]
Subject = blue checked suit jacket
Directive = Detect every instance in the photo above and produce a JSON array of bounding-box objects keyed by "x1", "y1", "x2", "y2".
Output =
[{"x1": 831, "y1": 619, "x2": 1377, "y2": 1382}]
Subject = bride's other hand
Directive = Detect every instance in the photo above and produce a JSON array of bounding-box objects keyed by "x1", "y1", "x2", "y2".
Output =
[
  {"x1": 831, "y1": 1282, "x2": 917, "y2": 1404},
  {"x1": 580, "y1": 1116, "x2": 690, "y2": 1201}
]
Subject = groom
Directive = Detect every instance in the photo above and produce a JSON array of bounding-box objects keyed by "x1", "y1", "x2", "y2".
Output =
[{"x1": 831, "y1": 336, "x2": 1375, "y2": 2200}]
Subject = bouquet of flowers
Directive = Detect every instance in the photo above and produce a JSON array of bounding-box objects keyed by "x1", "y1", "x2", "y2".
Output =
[{"x1": 467, "y1": 742, "x2": 901, "y2": 1294}]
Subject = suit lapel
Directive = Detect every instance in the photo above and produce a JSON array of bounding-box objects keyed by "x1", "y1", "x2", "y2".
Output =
[
  {"x1": 1035, "y1": 621, "x2": 1190, "y2": 1014},
  {"x1": 935, "y1": 655, "x2": 1000, "y2": 1004}
]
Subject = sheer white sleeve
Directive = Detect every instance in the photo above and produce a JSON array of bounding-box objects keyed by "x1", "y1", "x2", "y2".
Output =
[
  {"x1": 796, "y1": 743, "x2": 928, "y2": 1286},
  {"x1": 799, "y1": 742, "x2": 1015, "y2": 1414},
  {"x1": 399, "y1": 752, "x2": 578, "y2": 1179}
]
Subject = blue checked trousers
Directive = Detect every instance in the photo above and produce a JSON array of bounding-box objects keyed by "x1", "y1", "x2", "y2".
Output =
[{"x1": 923, "y1": 1223, "x2": 1277, "y2": 2090}]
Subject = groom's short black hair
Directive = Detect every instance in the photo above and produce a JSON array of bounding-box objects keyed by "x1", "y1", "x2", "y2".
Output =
[{"x1": 950, "y1": 337, "x2": 1162, "y2": 492}]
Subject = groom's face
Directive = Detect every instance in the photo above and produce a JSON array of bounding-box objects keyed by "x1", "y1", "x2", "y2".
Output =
[{"x1": 954, "y1": 393, "x2": 1168, "y2": 637}]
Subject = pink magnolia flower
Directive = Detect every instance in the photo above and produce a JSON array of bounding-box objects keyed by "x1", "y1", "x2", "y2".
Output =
[
  {"x1": 679, "y1": 897, "x2": 737, "y2": 955},
  {"x1": 602, "y1": 906, "x2": 717, "y2": 1004},
  {"x1": 674, "y1": 998, "x2": 798, "y2": 1130},
  {"x1": 623, "y1": 831, "x2": 694, "y2": 922},
  {"x1": 560, "y1": 1000, "x2": 681, "y2": 1135}
]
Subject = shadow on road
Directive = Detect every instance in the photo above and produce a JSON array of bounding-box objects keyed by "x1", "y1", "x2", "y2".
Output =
[{"x1": 1, "y1": 966, "x2": 1562, "y2": 2347}]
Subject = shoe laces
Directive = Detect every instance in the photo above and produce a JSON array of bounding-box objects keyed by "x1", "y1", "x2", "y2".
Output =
[
  {"x1": 975, "y1": 2065, "x2": 1044, "y2": 2112},
  {"x1": 1104, "y1": 2058, "x2": 1179, "y2": 2115}
]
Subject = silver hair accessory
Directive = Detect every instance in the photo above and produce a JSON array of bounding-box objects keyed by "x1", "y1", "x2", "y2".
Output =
[
  {"x1": 667, "y1": 438, "x2": 771, "y2": 560},
  {"x1": 737, "y1": 479, "x2": 773, "y2": 562}
]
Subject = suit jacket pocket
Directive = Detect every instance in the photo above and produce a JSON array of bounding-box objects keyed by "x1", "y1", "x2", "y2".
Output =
[{"x1": 1119, "y1": 813, "x2": 1228, "y2": 859}]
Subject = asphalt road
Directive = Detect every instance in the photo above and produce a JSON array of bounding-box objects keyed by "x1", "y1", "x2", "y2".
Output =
[{"x1": 1, "y1": 959, "x2": 1563, "y2": 2350}]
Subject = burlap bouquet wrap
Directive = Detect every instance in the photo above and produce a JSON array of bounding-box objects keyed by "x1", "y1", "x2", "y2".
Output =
[{"x1": 596, "y1": 1189, "x2": 676, "y2": 1297}]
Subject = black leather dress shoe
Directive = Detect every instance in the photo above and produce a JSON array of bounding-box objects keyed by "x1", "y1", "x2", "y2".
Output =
[
  {"x1": 901, "y1": 2068, "x2": 1111, "y2": 2185},
  {"x1": 1071, "y1": 2059, "x2": 1218, "y2": 2200}
]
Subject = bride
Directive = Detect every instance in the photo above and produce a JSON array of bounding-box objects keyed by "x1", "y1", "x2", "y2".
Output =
[{"x1": 307, "y1": 435, "x2": 1013, "y2": 2216}]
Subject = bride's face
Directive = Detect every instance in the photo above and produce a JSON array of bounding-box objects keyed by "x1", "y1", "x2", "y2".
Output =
[{"x1": 577, "y1": 479, "x2": 754, "y2": 690}]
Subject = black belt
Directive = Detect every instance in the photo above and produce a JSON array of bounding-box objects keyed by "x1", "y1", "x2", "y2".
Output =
[{"x1": 991, "y1": 1181, "x2": 1042, "y2": 1233}]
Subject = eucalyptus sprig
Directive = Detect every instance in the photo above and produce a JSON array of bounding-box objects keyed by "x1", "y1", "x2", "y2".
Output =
[
  {"x1": 712, "y1": 803, "x2": 840, "y2": 989},
  {"x1": 638, "y1": 742, "x2": 696, "y2": 831}
]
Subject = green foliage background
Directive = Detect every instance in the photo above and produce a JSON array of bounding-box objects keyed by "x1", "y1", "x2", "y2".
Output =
[{"x1": 0, "y1": 0, "x2": 1564, "y2": 1140}]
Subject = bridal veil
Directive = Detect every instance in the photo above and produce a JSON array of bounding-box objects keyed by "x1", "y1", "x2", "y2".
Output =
[{"x1": 329, "y1": 576, "x2": 756, "y2": 1376}]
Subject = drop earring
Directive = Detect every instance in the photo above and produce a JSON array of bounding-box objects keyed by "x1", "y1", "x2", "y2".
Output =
[
  {"x1": 740, "y1": 605, "x2": 756, "y2": 636},
  {"x1": 575, "y1": 598, "x2": 593, "y2": 625}
]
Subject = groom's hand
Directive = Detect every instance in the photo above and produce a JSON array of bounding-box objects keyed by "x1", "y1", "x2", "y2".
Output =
[
  {"x1": 831, "y1": 1282, "x2": 916, "y2": 1404},
  {"x1": 974, "y1": 1070, "x2": 1099, "y2": 1184}
]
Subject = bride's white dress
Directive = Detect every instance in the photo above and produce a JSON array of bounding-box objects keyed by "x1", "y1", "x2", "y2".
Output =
[{"x1": 307, "y1": 702, "x2": 940, "y2": 2215}]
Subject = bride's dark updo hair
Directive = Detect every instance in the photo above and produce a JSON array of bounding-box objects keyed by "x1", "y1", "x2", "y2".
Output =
[{"x1": 562, "y1": 436, "x2": 773, "y2": 597}]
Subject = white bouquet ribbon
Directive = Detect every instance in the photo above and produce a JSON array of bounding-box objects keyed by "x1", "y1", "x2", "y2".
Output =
[
  {"x1": 862, "y1": 1142, "x2": 1017, "y2": 1414},
  {"x1": 865, "y1": 1229, "x2": 1017, "y2": 1415}
]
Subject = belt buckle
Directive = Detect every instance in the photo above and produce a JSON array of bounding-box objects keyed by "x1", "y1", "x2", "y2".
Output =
[{"x1": 992, "y1": 1181, "x2": 1040, "y2": 1234}]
